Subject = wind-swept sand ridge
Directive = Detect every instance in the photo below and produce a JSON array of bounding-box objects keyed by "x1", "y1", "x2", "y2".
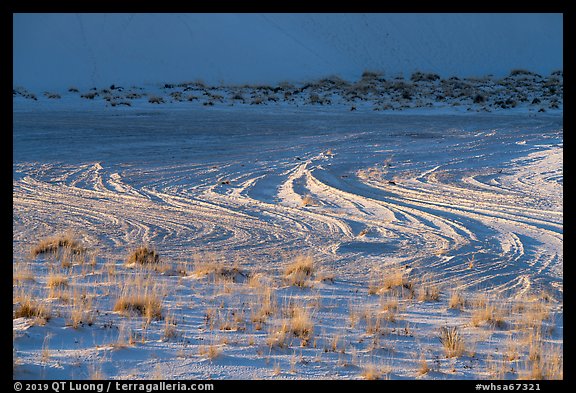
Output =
[{"x1": 13, "y1": 108, "x2": 562, "y2": 379}]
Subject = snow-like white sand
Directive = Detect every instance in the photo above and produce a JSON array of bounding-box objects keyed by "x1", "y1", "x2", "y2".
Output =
[{"x1": 13, "y1": 85, "x2": 562, "y2": 380}]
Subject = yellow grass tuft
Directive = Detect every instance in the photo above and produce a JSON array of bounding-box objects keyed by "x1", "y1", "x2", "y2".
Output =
[
  {"x1": 418, "y1": 285, "x2": 441, "y2": 302},
  {"x1": 301, "y1": 195, "x2": 315, "y2": 207},
  {"x1": 369, "y1": 267, "x2": 413, "y2": 297},
  {"x1": 417, "y1": 354, "x2": 430, "y2": 376},
  {"x1": 467, "y1": 255, "x2": 475, "y2": 269},
  {"x1": 519, "y1": 343, "x2": 563, "y2": 380},
  {"x1": 448, "y1": 290, "x2": 466, "y2": 310},
  {"x1": 360, "y1": 362, "x2": 391, "y2": 380},
  {"x1": 47, "y1": 274, "x2": 68, "y2": 289},
  {"x1": 126, "y1": 245, "x2": 159, "y2": 265},
  {"x1": 505, "y1": 334, "x2": 520, "y2": 362},
  {"x1": 113, "y1": 283, "x2": 163, "y2": 323},
  {"x1": 284, "y1": 255, "x2": 315, "y2": 287},
  {"x1": 248, "y1": 272, "x2": 266, "y2": 288},
  {"x1": 289, "y1": 307, "x2": 314, "y2": 345},
  {"x1": 163, "y1": 314, "x2": 178, "y2": 340},
  {"x1": 470, "y1": 301, "x2": 507, "y2": 328},
  {"x1": 13, "y1": 262, "x2": 35, "y2": 285},
  {"x1": 251, "y1": 286, "x2": 277, "y2": 325},
  {"x1": 439, "y1": 326, "x2": 465, "y2": 358},
  {"x1": 515, "y1": 298, "x2": 551, "y2": 330},
  {"x1": 383, "y1": 268, "x2": 409, "y2": 290},
  {"x1": 66, "y1": 288, "x2": 95, "y2": 328},
  {"x1": 194, "y1": 254, "x2": 244, "y2": 282},
  {"x1": 272, "y1": 362, "x2": 281, "y2": 376},
  {"x1": 380, "y1": 296, "x2": 400, "y2": 322},
  {"x1": 266, "y1": 321, "x2": 290, "y2": 348},
  {"x1": 13, "y1": 294, "x2": 51, "y2": 323},
  {"x1": 31, "y1": 231, "x2": 86, "y2": 257}
]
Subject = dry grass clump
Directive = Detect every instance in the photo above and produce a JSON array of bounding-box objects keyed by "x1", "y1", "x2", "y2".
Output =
[
  {"x1": 448, "y1": 290, "x2": 466, "y2": 310},
  {"x1": 47, "y1": 273, "x2": 70, "y2": 300},
  {"x1": 505, "y1": 334, "x2": 520, "y2": 362},
  {"x1": 114, "y1": 294, "x2": 162, "y2": 321},
  {"x1": 89, "y1": 365, "x2": 106, "y2": 380},
  {"x1": 13, "y1": 293, "x2": 51, "y2": 323},
  {"x1": 289, "y1": 307, "x2": 314, "y2": 345},
  {"x1": 251, "y1": 286, "x2": 278, "y2": 326},
  {"x1": 248, "y1": 272, "x2": 267, "y2": 288},
  {"x1": 417, "y1": 354, "x2": 430, "y2": 376},
  {"x1": 367, "y1": 275, "x2": 381, "y2": 295},
  {"x1": 434, "y1": 246, "x2": 449, "y2": 256},
  {"x1": 194, "y1": 254, "x2": 245, "y2": 282},
  {"x1": 65, "y1": 288, "x2": 96, "y2": 329},
  {"x1": 514, "y1": 296, "x2": 552, "y2": 330},
  {"x1": 360, "y1": 362, "x2": 391, "y2": 380},
  {"x1": 361, "y1": 306, "x2": 384, "y2": 335},
  {"x1": 112, "y1": 323, "x2": 137, "y2": 349},
  {"x1": 284, "y1": 255, "x2": 315, "y2": 287},
  {"x1": 266, "y1": 321, "x2": 290, "y2": 348},
  {"x1": 316, "y1": 269, "x2": 335, "y2": 283},
  {"x1": 14, "y1": 301, "x2": 45, "y2": 319},
  {"x1": 31, "y1": 232, "x2": 86, "y2": 257},
  {"x1": 113, "y1": 280, "x2": 163, "y2": 323},
  {"x1": 383, "y1": 267, "x2": 410, "y2": 291},
  {"x1": 47, "y1": 273, "x2": 68, "y2": 289},
  {"x1": 285, "y1": 255, "x2": 314, "y2": 276},
  {"x1": 538, "y1": 344, "x2": 563, "y2": 380},
  {"x1": 217, "y1": 310, "x2": 242, "y2": 332},
  {"x1": 198, "y1": 343, "x2": 222, "y2": 360},
  {"x1": 439, "y1": 326, "x2": 465, "y2": 358},
  {"x1": 301, "y1": 195, "x2": 315, "y2": 207},
  {"x1": 417, "y1": 275, "x2": 441, "y2": 302},
  {"x1": 13, "y1": 262, "x2": 35, "y2": 284},
  {"x1": 69, "y1": 307, "x2": 95, "y2": 329},
  {"x1": 361, "y1": 363, "x2": 382, "y2": 380},
  {"x1": 368, "y1": 267, "x2": 413, "y2": 297},
  {"x1": 519, "y1": 343, "x2": 563, "y2": 380},
  {"x1": 470, "y1": 299, "x2": 507, "y2": 328},
  {"x1": 126, "y1": 245, "x2": 159, "y2": 265},
  {"x1": 69, "y1": 307, "x2": 88, "y2": 329},
  {"x1": 380, "y1": 295, "x2": 402, "y2": 322},
  {"x1": 163, "y1": 314, "x2": 178, "y2": 340}
]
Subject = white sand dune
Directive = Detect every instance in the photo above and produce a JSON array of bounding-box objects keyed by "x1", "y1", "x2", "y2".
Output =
[{"x1": 13, "y1": 98, "x2": 562, "y2": 379}]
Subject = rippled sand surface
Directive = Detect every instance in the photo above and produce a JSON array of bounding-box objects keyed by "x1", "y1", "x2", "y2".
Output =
[{"x1": 13, "y1": 108, "x2": 562, "y2": 379}]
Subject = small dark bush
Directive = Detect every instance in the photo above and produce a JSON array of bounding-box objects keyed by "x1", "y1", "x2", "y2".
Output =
[
  {"x1": 510, "y1": 69, "x2": 532, "y2": 77},
  {"x1": 126, "y1": 246, "x2": 159, "y2": 265},
  {"x1": 361, "y1": 70, "x2": 383, "y2": 80},
  {"x1": 148, "y1": 96, "x2": 165, "y2": 104},
  {"x1": 110, "y1": 101, "x2": 132, "y2": 107},
  {"x1": 81, "y1": 91, "x2": 98, "y2": 100},
  {"x1": 44, "y1": 92, "x2": 61, "y2": 99},
  {"x1": 411, "y1": 72, "x2": 440, "y2": 82},
  {"x1": 309, "y1": 93, "x2": 322, "y2": 104}
]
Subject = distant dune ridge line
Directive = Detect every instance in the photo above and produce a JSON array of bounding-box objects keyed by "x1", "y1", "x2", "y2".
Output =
[{"x1": 13, "y1": 68, "x2": 563, "y2": 114}]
